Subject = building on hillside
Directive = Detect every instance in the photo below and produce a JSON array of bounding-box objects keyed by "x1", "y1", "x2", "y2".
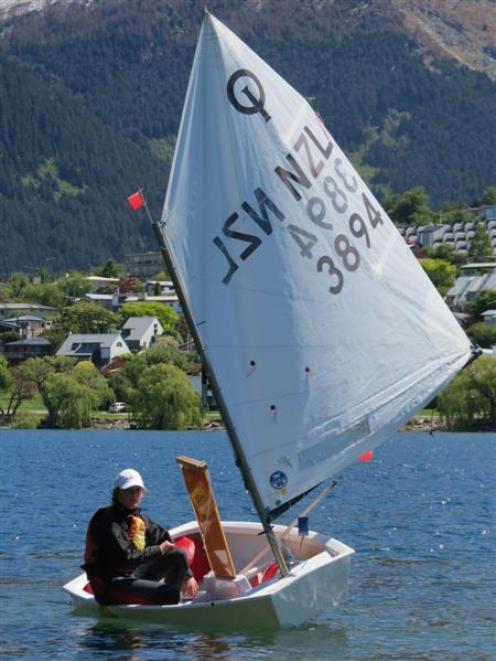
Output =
[
  {"x1": 481, "y1": 310, "x2": 496, "y2": 327},
  {"x1": 144, "y1": 280, "x2": 175, "y2": 296},
  {"x1": 56, "y1": 333, "x2": 130, "y2": 367},
  {"x1": 445, "y1": 265, "x2": 496, "y2": 311},
  {"x1": 120, "y1": 316, "x2": 164, "y2": 352},
  {"x1": 398, "y1": 217, "x2": 496, "y2": 254},
  {"x1": 0, "y1": 303, "x2": 55, "y2": 321},
  {"x1": 459, "y1": 262, "x2": 496, "y2": 276},
  {"x1": 0, "y1": 315, "x2": 51, "y2": 338},
  {"x1": 84, "y1": 293, "x2": 115, "y2": 311},
  {"x1": 85, "y1": 276, "x2": 120, "y2": 293},
  {"x1": 2, "y1": 338, "x2": 52, "y2": 363},
  {"x1": 479, "y1": 205, "x2": 496, "y2": 222},
  {"x1": 99, "y1": 355, "x2": 130, "y2": 377},
  {"x1": 122, "y1": 294, "x2": 181, "y2": 314},
  {"x1": 125, "y1": 251, "x2": 163, "y2": 278}
]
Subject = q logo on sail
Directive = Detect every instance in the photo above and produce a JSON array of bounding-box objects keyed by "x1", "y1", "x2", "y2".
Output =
[{"x1": 227, "y1": 69, "x2": 271, "y2": 122}]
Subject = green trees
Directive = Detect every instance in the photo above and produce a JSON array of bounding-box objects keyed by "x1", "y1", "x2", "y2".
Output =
[
  {"x1": 480, "y1": 187, "x2": 496, "y2": 205},
  {"x1": 132, "y1": 364, "x2": 202, "y2": 430},
  {"x1": 109, "y1": 347, "x2": 201, "y2": 429},
  {"x1": 17, "y1": 356, "x2": 112, "y2": 428},
  {"x1": 465, "y1": 291, "x2": 496, "y2": 348},
  {"x1": 43, "y1": 361, "x2": 113, "y2": 428},
  {"x1": 0, "y1": 355, "x2": 13, "y2": 422},
  {"x1": 57, "y1": 272, "x2": 92, "y2": 299},
  {"x1": 383, "y1": 187, "x2": 437, "y2": 226},
  {"x1": 0, "y1": 355, "x2": 36, "y2": 422},
  {"x1": 58, "y1": 301, "x2": 119, "y2": 334},
  {"x1": 419, "y1": 258, "x2": 457, "y2": 296},
  {"x1": 422, "y1": 244, "x2": 466, "y2": 266},
  {"x1": 438, "y1": 356, "x2": 496, "y2": 430},
  {"x1": 44, "y1": 373, "x2": 99, "y2": 429},
  {"x1": 466, "y1": 323, "x2": 496, "y2": 349},
  {"x1": 8, "y1": 273, "x2": 29, "y2": 298},
  {"x1": 468, "y1": 222, "x2": 492, "y2": 259},
  {"x1": 94, "y1": 259, "x2": 123, "y2": 278},
  {"x1": 468, "y1": 290, "x2": 496, "y2": 319}
]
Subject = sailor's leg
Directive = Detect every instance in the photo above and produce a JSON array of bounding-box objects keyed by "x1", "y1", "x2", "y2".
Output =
[
  {"x1": 106, "y1": 576, "x2": 180, "y2": 605},
  {"x1": 135, "y1": 548, "x2": 190, "y2": 589}
]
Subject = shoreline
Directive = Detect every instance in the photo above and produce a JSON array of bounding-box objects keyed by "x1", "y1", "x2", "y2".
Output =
[
  {"x1": 2, "y1": 414, "x2": 493, "y2": 433},
  {"x1": 89, "y1": 414, "x2": 448, "y2": 433}
]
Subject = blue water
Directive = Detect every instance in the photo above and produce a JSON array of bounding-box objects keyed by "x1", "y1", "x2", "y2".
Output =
[{"x1": 0, "y1": 429, "x2": 494, "y2": 660}]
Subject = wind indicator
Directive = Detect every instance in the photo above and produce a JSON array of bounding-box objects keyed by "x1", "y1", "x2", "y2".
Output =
[{"x1": 127, "y1": 190, "x2": 145, "y2": 211}]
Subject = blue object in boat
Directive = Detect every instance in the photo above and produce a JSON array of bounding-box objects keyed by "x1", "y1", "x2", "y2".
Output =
[{"x1": 298, "y1": 516, "x2": 309, "y2": 536}]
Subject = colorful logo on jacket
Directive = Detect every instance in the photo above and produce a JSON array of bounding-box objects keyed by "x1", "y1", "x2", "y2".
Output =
[
  {"x1": 269, "y1": 471, "x2": 288, "y2": 490},
  {"x1": 128, "y1": 515, "x2": 146, "y2": 550}
]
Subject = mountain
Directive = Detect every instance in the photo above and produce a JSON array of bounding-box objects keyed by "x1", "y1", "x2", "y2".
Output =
[{"x1": 1, "y1": 0, "x2": 495, "y2": 273}]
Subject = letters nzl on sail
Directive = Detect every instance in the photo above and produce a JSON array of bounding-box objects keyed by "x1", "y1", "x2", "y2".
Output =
[{"x1": 212, "y1": 68, "x2": 386, "y2": 293}]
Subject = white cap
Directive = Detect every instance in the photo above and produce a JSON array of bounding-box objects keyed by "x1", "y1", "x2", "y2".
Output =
[{"x1": 114, "y1": 468, "x2": 145, "y2": 491}]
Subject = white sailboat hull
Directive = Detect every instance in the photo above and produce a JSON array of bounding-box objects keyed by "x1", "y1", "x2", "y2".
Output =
[{"x1": 63, "y1": 520, "x2": 354, "y2": 629}]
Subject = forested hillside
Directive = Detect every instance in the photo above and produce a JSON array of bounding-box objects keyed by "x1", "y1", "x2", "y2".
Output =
[{"x1": 1, "y1": 0, "x2": 495, "y2": 273}]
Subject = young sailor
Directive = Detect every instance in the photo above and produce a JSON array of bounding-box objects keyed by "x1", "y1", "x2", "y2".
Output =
[{"x1": 83, "y1": 468, "x2": 198, "y2": 605}]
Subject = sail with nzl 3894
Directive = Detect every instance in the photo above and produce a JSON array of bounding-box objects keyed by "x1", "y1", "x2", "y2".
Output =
[
  {"x1": 64, "y1": 11, "x2": 476, "y2": 629},
  {"x1": 160, "y1": 12, "x2": 473, "y2": 515}
]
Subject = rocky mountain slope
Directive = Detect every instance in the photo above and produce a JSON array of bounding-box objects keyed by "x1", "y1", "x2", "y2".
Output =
[
  {"x1": 0, "y1": 0, "x2": 494, "y2": 273},
  {"x1": 1, "y1": 0, "x2": 494, "y2": 78}
]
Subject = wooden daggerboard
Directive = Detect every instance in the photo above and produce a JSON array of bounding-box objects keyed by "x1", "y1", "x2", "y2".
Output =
[{"x1": 176, "y1": 455, "x2": 237, "y2": 579}]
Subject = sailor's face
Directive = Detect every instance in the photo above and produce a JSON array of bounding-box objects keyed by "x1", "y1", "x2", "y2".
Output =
[{"x1": 117, "y1": 486, "x2": 144, "y2": 511}]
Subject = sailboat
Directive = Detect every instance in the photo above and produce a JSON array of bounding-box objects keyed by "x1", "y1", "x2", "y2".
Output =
[{"x1": 64, "y1": 11, "x2": 477, "y2": 628}]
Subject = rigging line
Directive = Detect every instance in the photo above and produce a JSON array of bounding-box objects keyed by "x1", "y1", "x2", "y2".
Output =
[{"x1": 240, "y1": 481, "x2": 337, "y2": 575}]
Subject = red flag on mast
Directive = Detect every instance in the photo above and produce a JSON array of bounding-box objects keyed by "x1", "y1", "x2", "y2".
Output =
[{"x1": 127, "y1": 190, "x2": 145, "y2": 211}]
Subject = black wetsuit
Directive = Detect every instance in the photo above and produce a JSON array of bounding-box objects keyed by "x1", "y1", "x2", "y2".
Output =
[{"x1": 83, "y1": 503, "x2": 192, "y2": 605}]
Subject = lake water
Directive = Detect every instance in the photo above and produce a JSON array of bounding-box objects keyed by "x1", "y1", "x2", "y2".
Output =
[{"x1": 0, "y1": 429, "x2": 494, "y2": 660}]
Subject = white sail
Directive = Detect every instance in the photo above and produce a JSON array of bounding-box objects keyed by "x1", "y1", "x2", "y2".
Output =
[{"x1": 161, "y1": 13, "x2": 472, "y2": 514}]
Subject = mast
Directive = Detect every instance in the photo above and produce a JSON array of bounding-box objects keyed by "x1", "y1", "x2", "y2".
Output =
[{"x1": 147, "y1": 209, "x2": 290, "y2": 577}]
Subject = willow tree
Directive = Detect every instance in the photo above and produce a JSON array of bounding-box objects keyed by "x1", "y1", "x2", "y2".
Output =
[
  {"x1": 131, "y1": 363, "x2": 202, "y2": 430},
  {"x1": 437, "y1": 356, "x2": 496, "y2": 430}
]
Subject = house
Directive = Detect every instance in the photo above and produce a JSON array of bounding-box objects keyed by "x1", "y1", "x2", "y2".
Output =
[
  {"x1": 144, "y1": 280, "x2": 175, "y2": 296},
  {"x1": 0, "y1": 303, "x2": 55, "y2": 321},
  {"x1": 399, "y1": 218, "x2": 496, "y2": 255},
  {"x1": 56, "y1": 333, "x2": 130, "y2": 367},
  {"x1": 122, "y1": 294, "x2": 181, "y2": 314},
  {"x1": 2, "y1": 338, "x2": 52, "y2": 363},
  {"x1": 445, "y1": 265, "x2": 496, "y2": 311},
  {"x1": 481, "y1": 310, "x2": 496, "y2": 327},
  {"x1": 125, "y1": 251, "x2": 163, "y2": 278},
  {"x1": 84, "y1": 293, "x2": 115, "y2": 311},
  {"x1": 85, "y1": 276, "x2": 120, "y2": 293},
  {"x1": 0, "y1": 315, "x2": 52, "y2": 338},
  {"x1": 120, "y1": 316, "x2": 164, "y2": 352}
]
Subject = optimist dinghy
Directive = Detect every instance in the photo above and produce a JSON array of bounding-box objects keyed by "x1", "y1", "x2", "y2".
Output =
[
  {"x1": 64, "y1": 519, "x2": 353, "y2": 629},
  {"x1": 65, "y1": 11, "x2": 476, "y2": 628}
]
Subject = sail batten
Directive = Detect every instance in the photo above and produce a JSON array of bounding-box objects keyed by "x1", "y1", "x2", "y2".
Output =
[{"x1": 161, "y1": 13, "x2": 472, "y2": 514}]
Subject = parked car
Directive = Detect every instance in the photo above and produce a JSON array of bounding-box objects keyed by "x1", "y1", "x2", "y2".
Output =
[{"x1": 109, "y1": 402, "x2": 127, "y2": 413}]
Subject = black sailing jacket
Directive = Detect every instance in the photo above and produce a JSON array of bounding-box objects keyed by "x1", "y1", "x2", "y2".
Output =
[{"x1": 82, "y1": 503, "x2": 172, "y2": 581}]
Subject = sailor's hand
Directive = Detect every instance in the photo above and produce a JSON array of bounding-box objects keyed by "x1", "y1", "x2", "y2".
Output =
[
  {"x1": 182, "y1": 576, "x2": 199, "y2": 598},
  {"x1": 159, "y1": 540, "x2": 175, "y2": 554}
]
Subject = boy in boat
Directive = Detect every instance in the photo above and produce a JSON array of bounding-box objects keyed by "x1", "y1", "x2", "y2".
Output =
[{"x1": 83, "y1": 468, "x2": 198, "y2": 605}]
